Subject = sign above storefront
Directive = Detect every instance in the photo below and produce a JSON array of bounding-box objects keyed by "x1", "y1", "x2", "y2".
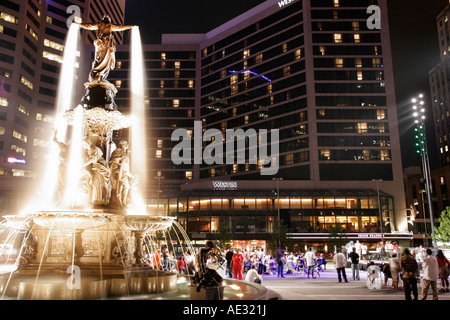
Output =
[{"x1": 212, "y1": 181, "x2": 237, "y2": 190}]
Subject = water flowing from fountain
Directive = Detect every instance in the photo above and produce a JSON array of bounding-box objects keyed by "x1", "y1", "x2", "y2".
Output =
[
  {"x1": 128, "y1": 27, "x2": 148, "y2": 215},
  {"x1": 31, "y1": 23, "x2": 81, "y2": 211}
]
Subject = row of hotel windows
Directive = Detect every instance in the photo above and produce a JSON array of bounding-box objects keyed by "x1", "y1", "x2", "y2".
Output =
[
  {"x1": 163, "y1": 197, "x2": 383, "y2": 213},
  {"x1": 181, "y1": 215, "x2": 382, "y2": 234}
]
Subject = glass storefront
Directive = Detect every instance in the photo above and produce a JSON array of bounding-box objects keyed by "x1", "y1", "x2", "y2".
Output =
[{"x1": 151, "y1": 190, "x2": 394, "y2": 236}]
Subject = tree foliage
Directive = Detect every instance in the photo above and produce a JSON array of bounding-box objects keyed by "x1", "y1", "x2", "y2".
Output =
[{"x1": 432, "y1": 206, "x2": 450, "y2": 244}]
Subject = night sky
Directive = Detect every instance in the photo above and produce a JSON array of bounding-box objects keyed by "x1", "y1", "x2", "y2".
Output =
[{"x1": 124, "y1": 0, "x2": 449, "y2": 170}]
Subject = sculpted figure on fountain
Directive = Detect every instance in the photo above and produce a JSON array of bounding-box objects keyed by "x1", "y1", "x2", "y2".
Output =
[
  {"x1": 109, "y1": 140, "x2": 135, "y2": 208},
  {"x1": 77, "y1": 16, "x2": 135, "y2": 111}
]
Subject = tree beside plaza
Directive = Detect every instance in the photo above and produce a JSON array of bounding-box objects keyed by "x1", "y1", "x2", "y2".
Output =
[
  {"x1": 432, "y1": 206, "x2": 450, "y2": 247},
  {"x1": 216, "y1": 221, "x2": 233, "y2": 250},
  {"x1": 267, "y1": 220, "x2": 293, "y2": 253},
  {"x1": 327, "y1": 225, "x2": 348, "y2": 251}
]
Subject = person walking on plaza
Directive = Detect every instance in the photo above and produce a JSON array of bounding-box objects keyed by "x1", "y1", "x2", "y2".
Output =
[
  {"x1": 225, "y1": 248, "x2": 234, "y2": 279},
  {"x1": 276, "y1": 248, "x2": 285, "y2": 278},
  {"x1": 420, "y1": 248, "x2": 439, "y2": 300},
  {"x1": 389, "y1": 253, "x2": 400, "y2": 290},
  {"x1": 399, "y1": 248, "x2": 419, "y2": 300},
  {"x1": 257, "y1": 248, "x2": 265, "y2": 275},
  {"x1": 304, "y1": 247, "x2": 317, "y2": 279},
  {"x1": 231, "y1": 248, "x2": 244, "y2": 280},
  {"x1": 348, "y1": 247, "x2": 360, "y2": 281},
  {"x1": 333, "y1": 249, "x2": 348, "y2": 283},
  {"x1": 436, "y1": 249, "x2": 450, "y2": 292}
]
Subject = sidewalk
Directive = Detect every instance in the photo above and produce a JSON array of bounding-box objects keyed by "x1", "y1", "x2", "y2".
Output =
[{"x1": 257, "y1": 264, "x2": 450, "y2": 300}]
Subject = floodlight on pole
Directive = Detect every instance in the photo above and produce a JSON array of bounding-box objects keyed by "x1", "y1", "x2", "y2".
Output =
[{"x1": 412, "y1": 93, "x2": 435, "y2": 247}]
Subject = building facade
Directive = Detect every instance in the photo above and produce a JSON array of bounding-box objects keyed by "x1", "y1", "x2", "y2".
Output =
[{"x1": 110, "y1": 0, "x2": 410, "y2": 249}]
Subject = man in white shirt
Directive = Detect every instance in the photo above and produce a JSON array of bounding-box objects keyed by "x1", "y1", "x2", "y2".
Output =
[
  {"x1": 245, "y1": 265, "x2": 262, "y2": 284},
  {"x1": 333, "y1": 249, "x2": 348, "y2": 283},
  {"x1": 304, "y1": 247, "x2": 317, "y2": 279},
  {"x1": 420, "y1": 248, "x2": 439, "y2": 300}
]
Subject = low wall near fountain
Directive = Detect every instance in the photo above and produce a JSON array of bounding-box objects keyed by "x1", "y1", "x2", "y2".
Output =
[{"x1": 0, "y1": 270, "x2": 178, "y2": 300}]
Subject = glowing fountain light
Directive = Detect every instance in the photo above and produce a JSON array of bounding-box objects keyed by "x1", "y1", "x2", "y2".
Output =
[
  {"x1": 29, "y1": 23, "x2": 80, "y2": 212},
  {"x1": 62, "y1": 106, "x2": 87, "y2": 209},
  {"x1": 129, "y1": 26, "x2": 148, "y2": 215}
]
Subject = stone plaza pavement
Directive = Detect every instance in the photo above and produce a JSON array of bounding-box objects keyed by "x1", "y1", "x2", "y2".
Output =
[{"x1": 258, "y1": 264, "x2": 450, "y2": 301}]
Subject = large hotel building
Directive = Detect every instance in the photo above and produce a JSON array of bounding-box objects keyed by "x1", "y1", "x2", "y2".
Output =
[{"x1": 0, "y1": 0, "x2": 412, "y2": 250}]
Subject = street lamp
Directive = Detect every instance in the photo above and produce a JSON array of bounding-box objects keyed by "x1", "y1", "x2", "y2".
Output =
[
  {"x1": 372, "y1": 179, "x2": 383, "y2": 245},
  {"x1": 412, "y1": 93, "x2": 435, "y2": 246},
  {"x1": 272, "y1": 177, "x2": 283, "y2": 223}
]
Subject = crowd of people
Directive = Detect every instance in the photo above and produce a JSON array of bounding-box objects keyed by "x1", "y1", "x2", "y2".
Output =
[{"x1": 141, "y1": 242, "x2": 450, "y2": 301}]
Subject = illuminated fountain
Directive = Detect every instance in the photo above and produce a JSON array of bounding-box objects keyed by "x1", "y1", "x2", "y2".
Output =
[
  {"x1": 0, "y1": 16, "x2": 272, "y2": 301},
  {"x1": 0, "y1": 17, "x2": 196, "y2": 300}
]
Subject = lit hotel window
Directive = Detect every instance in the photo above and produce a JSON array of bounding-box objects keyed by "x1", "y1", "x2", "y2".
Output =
[
  {"x1": 0, "y1": 127, "x2": 5, "y2": 135},
  {"x1": 333, "y1": 10, "x2": 338, "y2": 19},
  {"x1": 13, "y1": 130, "x2": 27, "y2": 143},
  {"x1": 373, "y1": 58, "x2": 382, "y2": 68},
  {"x1": 334, "y1": 0, "x2": 339, "y2": 7},
  {"x1": 11, "y1": 145, "x2": 26, "y2": 156},
  {"x1": 115, "y1": 80, "x2": 122, "y2": 88},
  {"x1": 256, "y1": 53, "x2": 263, "y2": 64},
  {"x1": 380, "y1": 150, "x2": 390, "y2": 161},
  {"x1": 295, "y1": 49, "x2": 302, "y2": 59},
  {"x1": 175, "y1": 61, "x2": 181, "y2": 69},
  {"x1": 377, "y1": 110, "x2": 386, "y2": 120},
  {"x1": 156, "y1": 150, "x2": 162, "y2": 158},
  {"x1": 174, "y1": 71, "x2": 180, "y2": 78},
  {"x1": 334, "y1": 34, "x2": 342, "y2": 43},
  {"x1": 43, "y1": 51, "x2": 63, "y2": 64},
  {"x1": 355, "y1": 58, "x2": 362, "y2": 68},
  {"x1": 161, "y1": 52, "x2": 166, "y2": 60},
  {"x1": 25, "y1": 23, "x2": 38, "y2": 41},
  {"x1": 357, "y1": 71, "x2": 363, "y2": 81},
  {"x1": 320, "y1": 150, "x2": 331, "y2": 160},
  {"x1": 186, "y1": 171, "x2": 193, "y2": 180},
  {"x1": 44, "y1": 39, "x2": 64, "y2": 52},
  {"x1": 335, "y1": 58, "x2": 344, "y2": 68},
  {"x1": 230, "y1": 74, "x2": 238, "y2": 85},
  {"x1": 232, "y1": 164, "x2": 238, "y2": 174},
  {"x1": 320, "y1": 47, "x2": 326, "y2": 55},
  {"x1": 441, "y1": 176, "x2": 446, "y2": 185},
  {"x1": 172, "y1": 99, "x2": 180, "y2": 108},
  {"x1": 243, "y1": 49, "x2": 251, "y2": 59},
  {"x1": 116, "y1": 61, "x2": 122, "y2": 69},
  {"x1": 33, "y1": 138, "x2": 47, "y2": 148},
  {"x1": 282, "y1": 43, "x2": 288, "y2": 53},
  {"x1": 231, "y1": 85, "x2": 238, "y2": 95},
  {"x1": 157, "y1": 140, "x2": 163, "y2": 148},
  {"x1": 352, "y1": 22, "x2": 360, "y2": 31},
  {"x1": 0, "y1": 97, "x2": 9, "y2": 107},
  {"x1": 283, "y1": 66, "x2": 291, "y2": 76},
  {"x1": 188, "y1": 80, "x2": 194, "y2": 88},
  {"x1": 357, "y1": 123, "x2": 368, "y2": 133},
  {"x1": 210, "y1": 169, "x2": 216, "y2": 177},
  {"x1": 46, "y1": 16, "x2": 52, "y2": 24},
  {"x1": 354, "y1": 34, "x2": 361, "y2": 43},
  {"x1": 0, "y1": 12, "x2": 18, "y2": 24}
]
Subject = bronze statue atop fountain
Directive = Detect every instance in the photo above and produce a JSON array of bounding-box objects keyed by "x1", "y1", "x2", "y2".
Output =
[{"x1": 77, "y1": 15, "x2": 135, "y2": 110}]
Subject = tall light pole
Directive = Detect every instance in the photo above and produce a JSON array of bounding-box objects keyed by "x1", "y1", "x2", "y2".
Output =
[
  {"x1": 272, "y1": 177, "x2": 283, "y2": 223},
  {"x1": 412, "y1": 93, "x2": 435, "y2": 246},
  {"x1": 372, "y1": 179, "x2": 383, "y2": 245}
]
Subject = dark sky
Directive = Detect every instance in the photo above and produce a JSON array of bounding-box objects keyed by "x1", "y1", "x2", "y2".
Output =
[{"x1": 124, "y1": 0, "x2": 449, "y2": 169}]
